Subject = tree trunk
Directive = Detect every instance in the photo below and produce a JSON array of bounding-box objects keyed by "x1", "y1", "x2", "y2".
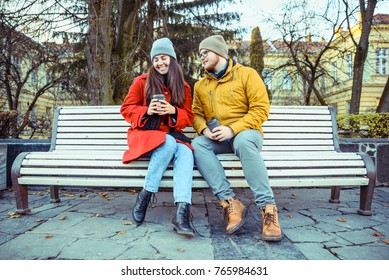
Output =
[
  {"x1": 86, "y1": 0, "x2": 113, "y2": 105},
  {"x1": 376, "y1": 75, "x2": 389, "y2": 113},
  {"x1": 349, "y1": 0, "x2": 377, "y2": 114},
  {"x1": 111, "y1": 0, "x2": 141, "y2": 104}
]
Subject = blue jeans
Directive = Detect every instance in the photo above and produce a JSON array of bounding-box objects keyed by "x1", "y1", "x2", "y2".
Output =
[
  {"x1": 192, "y1": 129, "x2": 275, "y2": 208},
  {"x1": 144, "y1": 134, "x2": 193, "y2": 204}
]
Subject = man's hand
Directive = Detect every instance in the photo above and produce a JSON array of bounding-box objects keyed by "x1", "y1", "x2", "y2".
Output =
[{"x1": 204, "y1": 126, "x2": 234, "y2": 141}]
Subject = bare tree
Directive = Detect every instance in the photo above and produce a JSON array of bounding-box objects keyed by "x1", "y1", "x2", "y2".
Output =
[
  {"x1": 84, "y1": 0, "x2": 241, "y2": 105},
  {"x1": 0, "y1": 0, "x2": 86, "y2": 138},
  {"x1": 85, "y1": 0, "x2": 113, "y2": 105},
  {"x1": 265, "y1": 0, "x2": 351, "y2": 106},
  {"x1": 345, "y1": 0, "x2": 377, "y2": 114}
]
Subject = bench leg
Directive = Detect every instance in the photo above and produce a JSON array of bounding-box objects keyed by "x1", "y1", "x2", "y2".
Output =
[
  {"x1": 357, "y1": 153, "x2": 376, "y2": 216},
  {"x1": 49, "y1": 186, "x2": 60, "y2": 203},
  {"x1": 13, "y1": 182, "x2": 30, "y2": 214},
  {"x1": 329, "y1": 186, "x2": 341, "y2": 204},
  {"x1": 11, "y1": 152, "x2": 31, "y2": 214}
]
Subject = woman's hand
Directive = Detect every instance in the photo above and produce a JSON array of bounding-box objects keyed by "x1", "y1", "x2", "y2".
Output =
[
  {"x1": 147, "y1": 99, "x2": 163, "y2": 115},
  {"x1": 156, "y1": 100, "x2": 176, "y2": 115}
]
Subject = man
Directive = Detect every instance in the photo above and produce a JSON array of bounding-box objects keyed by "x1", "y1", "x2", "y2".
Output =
[{"x1": 191, "y1": 35, "x2": 282, "y2": 241}]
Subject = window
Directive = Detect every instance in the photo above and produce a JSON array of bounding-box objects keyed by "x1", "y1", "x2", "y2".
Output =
[
  {"x1": 283, "y1": 70, "x2": 292, "y2": 90},
  {"x1": 60, "y1": 81, "x2": 68, "y2": 92},
  {"x1": 31, "y1": 69, "x2": 37, "y2": 86},
  {"x1": 12, "y1": 56, "x2": 21, "y2": 72},
  {"x1": 31, "y1": 106, "x2": 37, "y2": 122},
  {"x1": 347, "y1": 53, "x2": 353, "y2": 79},
  {"x1": 346, "y1": 101, "x2": 351, "y2": 115},
  {"x1": 45, "y1": 107, "x2": 51, "y2": 119},
  {"x1": 46, "y1": 71, "x2": 51, "y2": 84},
  {"x1": 376, "y1": 48, "x2": 388, "y2": 75},
  {"x1": 320, "y1": 74, "x2": 325, "y2": 89},
  {"x1": 263, "y1": 70, "x2": 272, "y2": 90},
  {"x1": 332, "y1": 61, "x2": 337, "y2": 85}
]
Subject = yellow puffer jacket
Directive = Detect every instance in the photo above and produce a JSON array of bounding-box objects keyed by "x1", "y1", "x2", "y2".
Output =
[{"x1": 192, "y1": 59, "x2": 270, "y2": 135}]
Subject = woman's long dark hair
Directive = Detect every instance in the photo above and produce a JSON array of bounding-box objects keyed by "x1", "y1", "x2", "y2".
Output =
[{"x1": 145, "y1": 58, "x2": 185, "y2": 107}]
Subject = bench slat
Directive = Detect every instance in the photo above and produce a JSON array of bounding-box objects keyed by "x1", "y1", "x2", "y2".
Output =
[
  {"x1": 58, "y1": 113, "x2": 332, "y2": 121},
  {"x1": 20, "y1": 167, "x2": 367, "y2": 177},
  {"x1": 54, "y1": 139, "x2": 335, "y2": 146},
  {"x1": 22, "y1": 159, "x2": 365, "y2": 168},
  {"x1": 58, "y1": 105, "x2": 331, "y2": 115},
  {"x1": 52, "y1": 145, "x2": 337, "y2": 151},
  {"x1": 59, "y1": 120, "x2": 129, "y2": 127},
  {"x1": 25, "y1": 151, "x2": 363, "y2": 160},
  {"x1": 56, "y1": 126, "x2": 334, "y2": 133},
  {"x1": 57, "y1": 120, "x2": 333, "y2": 128},
  {"x1": 54, "y1": 132, "x2": 333, "y2": 140},
  {"x1": 17, "y1": 176, "x2": 369, "y2": 188},
  {"x1": 263, "y1": 121, "x2": 332, "y2": 127}
]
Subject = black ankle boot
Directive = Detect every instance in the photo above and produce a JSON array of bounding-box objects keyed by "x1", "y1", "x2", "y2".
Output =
[
  {"x1": 172, "y1": 202, "x2": 195, "y2": 238},
  {"x1": 132, "y1": 188, "x2": 152, "y2": 225}
]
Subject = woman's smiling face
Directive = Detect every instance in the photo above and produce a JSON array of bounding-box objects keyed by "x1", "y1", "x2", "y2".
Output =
[{"x1": 153, "y1": 54, "x2": 171, "y2": 75}]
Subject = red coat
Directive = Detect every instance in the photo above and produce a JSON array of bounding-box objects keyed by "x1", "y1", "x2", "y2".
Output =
[{"x1": 120, "y1": 73, "x2": 194, "y2": 163}]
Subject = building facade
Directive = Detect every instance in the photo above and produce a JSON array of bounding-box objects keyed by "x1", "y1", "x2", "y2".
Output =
[{"x1": 232, "y1": 14, "x2": 389, "y2": 114}]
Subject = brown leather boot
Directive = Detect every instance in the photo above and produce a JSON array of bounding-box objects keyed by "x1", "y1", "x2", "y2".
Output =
[
  {"x1": 219, "y1": 197, "x2": 247, "y2": 234},
  {"x1": 261, "y1": 204, "x2": 282, "y2": 241}
]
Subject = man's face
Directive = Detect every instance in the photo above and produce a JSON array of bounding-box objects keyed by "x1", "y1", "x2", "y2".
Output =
[{"x1": 199, "y1": 49, "x2": 219, "y2": 71}]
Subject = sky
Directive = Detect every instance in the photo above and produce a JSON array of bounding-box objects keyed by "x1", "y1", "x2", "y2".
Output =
[
  {"x1": 230, "y1": 0, "x2": 389, "y2": 41},
  {"x1": 7, "y1": 0, "x2": 389, "y2": 44}
]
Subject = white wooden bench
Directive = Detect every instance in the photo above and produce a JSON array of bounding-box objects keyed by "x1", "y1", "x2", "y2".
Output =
[{"x1": 11, "y1": 105, "x2": 376, "y2": 215}]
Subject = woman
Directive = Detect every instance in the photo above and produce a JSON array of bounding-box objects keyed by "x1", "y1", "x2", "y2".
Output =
[{"x1": 120, "y1": 38, "x2": 195, "y2": 238}]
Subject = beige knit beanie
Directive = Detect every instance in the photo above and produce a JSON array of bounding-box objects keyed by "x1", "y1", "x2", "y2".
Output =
[{"x1": 199, "y1": 35, "x2": 228, "y2": 59}]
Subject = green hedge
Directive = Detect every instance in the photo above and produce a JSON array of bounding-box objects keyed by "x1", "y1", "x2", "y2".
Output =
[{"x1": 337, "y1": 113, "x2": 389, "y2": 138}]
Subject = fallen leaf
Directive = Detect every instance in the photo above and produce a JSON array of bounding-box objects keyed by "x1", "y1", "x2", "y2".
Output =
[
  {"x1": 337, "y1": 217, "x2": 347, "y2": 222},
  {"x1": 79, "y1": 193, "x2": 88, "y2": 198},
  {"x1": 7, "y1": 212, "x2": 20, "y2": 219},
  {"x1": 117, "y1": 231, "x2": 126, "y2": 235},
  {"x1": 36, "y1": 219, "x2": 45, "y2": 222},
  {"x1": 45, "y1": 235, "x2": 53, "y2": 239},
  {"x1": 37, "y1": 192, "x2": 44, "y2": 196},
  {"x1": 287, "y1": 214, "x2": 293, "y2": 218},
  {"x1": 177, "y1": 248, "x2": 185, "y2": 253},
  {"x1": 274, "y1": 191, "x2": 281, "y2": 195},
  {"x1": 85, "y1": 214, "x2": 94, "y2": 218},
  {"x1": 374, "y1": 232, "x2": 382, "y2": 237},
  {"x1": 98, "y1": 192, "x2": 109, "y2": 199},
  {"x1": 96, "y1": 213, "x2": 104, "y2": 217},
  {"x1": 291, "y1": 193, "x2": 297, "y2": 196},
  {"x1": 122, "y1": 221, "x2": 133, "y2": 225},
  {"x1": 383, "y1": 240, "x2": 389, "y2": 245},
  {"x1": 59, "y1": 216, "x2": 67, "y2": 220},
  {"x1": 61, "y1": 191, "x2": 74, "y2": 197}
]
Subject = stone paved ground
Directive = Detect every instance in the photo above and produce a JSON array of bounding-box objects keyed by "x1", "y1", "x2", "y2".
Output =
[{"x1": 0, "y1": 186, "x2": 388, "y2": 260}]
